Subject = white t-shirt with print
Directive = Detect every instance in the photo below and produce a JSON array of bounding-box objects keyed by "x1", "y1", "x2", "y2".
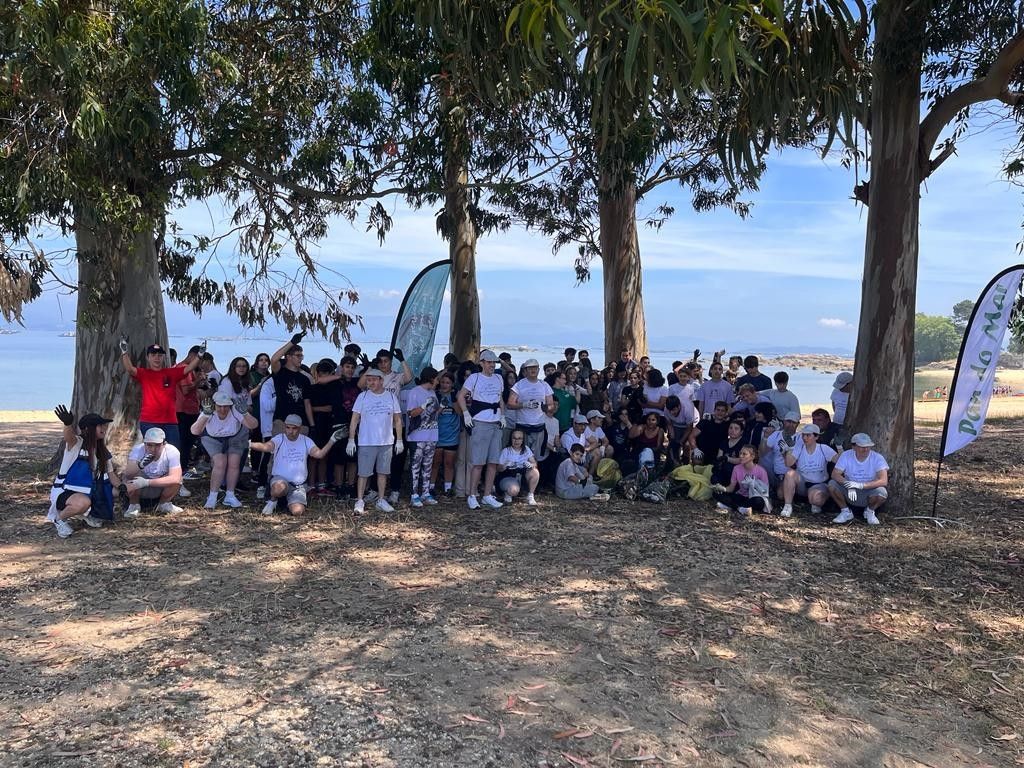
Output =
[
  {"x1": 217, "y1": 378, "x2": 252, "y2": 412},
  {"x1": 835, "y1": 450, "x2": 888, "y2": 484},
  {"x1": 498, "y1": 446, "x2": 535, "y2": 470},
  {"x1": 353, "y1": 390, "x2": 401, "y2": 446},
  {"x1": 831, "y1": 389, "x2": 849, "y2": 424},
  {"x1": 129, "y1": 443, "x2": 182, "y2": 479},
  {"x1": 792, "y1": 441, "x2": 838, "y2": 484},
  {"x1": 405, "y1": 385, "x2": 439, "y2": 443},
  {"x1": 511, "y1": 379, "x2": 553, "y2": 427},
  {"x1": 202, "y1": 410, "x2": 246, "y2": 438},
  {"x1": 270, "y1": 433, "x2": 316, "y2": 484},
  {"x1": 462, "y1": 372, "x2": 503, "y2": 423},
  {"x1": 381, "y1": 370, "x2": 406, "y2": 400},
  {"x1": 667, "y1": 382, "x2": 696, "y2": 425}
]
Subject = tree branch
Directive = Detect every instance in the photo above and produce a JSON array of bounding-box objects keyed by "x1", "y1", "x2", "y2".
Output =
[{"x1": 919, "y1": 27, "x2": 1024, "y2": 179}]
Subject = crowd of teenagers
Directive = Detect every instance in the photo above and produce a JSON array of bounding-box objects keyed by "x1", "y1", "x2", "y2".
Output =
[{"x1": 46, "y1": 335, "x2": 891, "y2": 539}]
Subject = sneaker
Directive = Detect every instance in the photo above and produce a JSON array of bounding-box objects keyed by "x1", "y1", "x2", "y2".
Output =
[
  {"x1": 178, "y1": 485, "x2": 192, "y2": 498},
  {"x1": 864, "y1": 509, "x2": 880, "y2": 526},
  {"x1": 255, "y1": 486, "x2": 266, "y2": 500},
  {"x1": 467, "y1": 495, "x2": 481, "y2": 510},
  {"x1": 738, "y1": 506, "x2": 753, "y2": 517},
  {"x1": 375, "y1": 498, "x2": 395, "y2": 513},
  {"x1": 410, "y1": 494, "x2": 423, "y2": 508},
  {"x1": 810, "y1": 504, "x2": 823, "y2": 514},
  {"x1": 503, "y1": 494, "x2": 513, "y2": 504},
  {"x1": 444, "y1": 487, "x2": 454, "y2": 498},
  {"x1": 387, "y1": 490, "x2": 400, "y2": 506},
  {"x1": 83, "y1": 513, "x2": 103, "y2": 528},
  {"x1": 46, "y1": 508, "x2": 59, "y2": 522},
  {"x1": 591, "y1": 492, "x2": 610, "y2": 501},
  {"x1": 364, "y1": 490, "x2": 378, "y2": 505},
  {"x1": 262, "y1": 500, "x2": 277, "y2": 516},
  {"x1": 422, "y1": 493, "x2": 438, "y2": 506},
  {"x1": 222, "y1": 493, "x2": 242, "y2": 509},
  {"x1": 715, "y1": 502, "x2": 731, "y2": 513},
  {"x1": 481, "y1": 495, "x2": 503, "y2": 509},
  {"x1": 204, "y1": 492, "x2": 218, "y2": 509},
  {"x1": 183, "y1": 468, "x2": 204, "y2": 481},
  {"x1": 780, "y1": 504, "x2": 793, "y2": 518},
  {"x1": 157, "y1": 502, "x2": 183, "y2": 514},
  {"x1": 123, "y1": 503, "x2": 141, "y2": 520},
  {"x1": 525, "y1": 494, "x2": 538, "y2": 507},
  {"x1": 832, "y1": 509, "x2": 855, "y2": 524},
  {"x1": 353, "y1": 499, "x2": 366, "y2": 516},
  {"x1": 54, "y1": 519, "x2": 73, "y2": 538}
]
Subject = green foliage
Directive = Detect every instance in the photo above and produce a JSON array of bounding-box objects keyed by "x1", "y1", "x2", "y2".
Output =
[
  {"x1": 951, "y1": 298, "x2": 975, "y2": 334},
  {"x1": 915, "y1": 313, "x2": 961, "y2": 364}
]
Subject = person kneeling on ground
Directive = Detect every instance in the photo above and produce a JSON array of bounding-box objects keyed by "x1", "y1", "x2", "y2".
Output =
[
  {"x1": 249, "y1": 414, "x2": 343, "y2": 516},
  {"x1": 124, "y1": 427, "x2": 185, "y2": 518},
  {"x1": 191, "y1": 392, "x2": 259, "y2": 509},
  {"x1": 48, "y1": 407, "x2": 123, "y2": 538},
  {"x1": 496, "y1": 429, "x2": 540, "y2": 506},
  {"x1": 828, "y1": 433, "x2": 889, "y2": 525},
  {"x1": 779, "y1": 423, "x2": 838, "y2": 518},
  {"x1": 711, "y1": 444, "x2": 772, "y2": 516},
  {"x1": 555, "y1": 444, "x2": 609, "y2": 501}
]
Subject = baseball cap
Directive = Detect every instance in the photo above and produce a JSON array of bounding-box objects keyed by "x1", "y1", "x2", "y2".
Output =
[
  {"x1": 586, "y1": 410, "x2": 603, "y2": 420},
  {"x1": 784, "y1": 411, "x2": 801, "y2": 423},
  {"x1": 569, "y1": 443, "x2": 585, "y2": 454},
  {"x1": 212, "y1": 392, "x2": 233, "y2": 406},
  {"x1": 146, "y1": 344, "x2": 166, "y2": 355},
  {"x1": 364, "y1": 368, "x2": 384, "y2": 378},
  {"x1": 573, "y1": 413, "x2": 589, "y2": 425},
  {"x1": 78, "y1": 413, "x2": 112, "y2": 429},
  {"x1": 523, "y1": 358, "x2": 540, "y2": 368},
  {"x1": 479, "y1": 349, "x2": 499, "y2": 362},
  {"x1": 283, "y1": 414, "x2": 303, "y2": 426},
  {"x1": 850, "y1": 433, "x2": 875, "y2": 447},
  {"x1": 800, "y1": 424, "x2": 821, "y2": 435},
  {"x1": 833, "y1": 372, "x2": 853, "y2": 388},
  {"x1": 143, "y1": 427, "x2": 166, "y2": 443}
]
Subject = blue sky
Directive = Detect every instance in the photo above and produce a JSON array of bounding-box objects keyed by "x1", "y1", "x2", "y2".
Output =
[{"x1": 9, "y1": 122, "x2": 1024, "y2": 356}]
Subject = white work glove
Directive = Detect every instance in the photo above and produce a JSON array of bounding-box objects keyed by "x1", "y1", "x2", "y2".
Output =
[
  {"x1": 463, "y1": 412, "x2": 474, "y2": 429},
  {"x1": 128, "y1": 477, "x2": 150, "y2": 490},
  {"x1": 779, "y1": 440, "x2": 792, "y2": 453},
  {"x1": 345, "y1": 440, "x2": 357, "y2": 457},
  {"x1": 710, "y1": 483, "x2": 727, "y2": 493},
  {"x1": 118, "y1": 335, "x2": 129, "y2": 354},
  {"x1": 844, "y1": 480, "x2": 864, "y2": 490},
  {"x1": 499, "y1": 415, "x2": 507, "y2": 429},
  {"x1": 691, "y1": 447, "x2": 704, "y2": 462},
  {"x1": 330, "y1": 426, "x2": 348, "y2": 443},
  {"x1": 394, "y1": 439, "x2": 404, "y2": 455}
]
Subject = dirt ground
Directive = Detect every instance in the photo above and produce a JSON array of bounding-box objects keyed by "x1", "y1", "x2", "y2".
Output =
[{"x1": 1, "y1": 422, "x2": 1022, "y2": 768}]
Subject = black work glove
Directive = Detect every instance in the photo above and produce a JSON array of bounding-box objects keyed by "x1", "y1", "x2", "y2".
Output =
[
  {"x1": 54, "y1": 404, "x2": 74, "y2": 426},
  {"x1": 358, "y1": 353, "x2": 370, "y2": 367},
  {"x1": 392, "y1": 348, "x2": 404, "y2": 363},
  {"x1": 692, "y1": 348, "x2": 701, "y2": 362},
  {"x1": 290, "y1": 331, "x2": 305, "y2": 346}
]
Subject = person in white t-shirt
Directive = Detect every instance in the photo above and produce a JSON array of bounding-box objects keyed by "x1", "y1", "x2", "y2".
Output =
[
  {"x1": 124, "y1": 427, "x2": 184, "y2": 518},
  {"x1": 496, "y1": 430, "x2": 540, "y2": 505},
  {"x1": 358, "y1": 348, "x2": 413, "y2": 396},
  {"x1": 507, "y1": 358, "x2": 555, "y2": 458},
  {"x1": 249, "y1": 414, "x2": 341, "y2": 516},
  {"x1": 828, "y1": 432, "x2": 889, "y2": 525},
  {"x1": 831, "y1": 372, "x2": 853, "y2": 425},
  {"x1": 641, "y1": 368, "x2": 669, "y2": 415},
  {"x1": 694, "y1": 362, "x2": 734, "y2": 418},
  {"x1": 761, "y1": 411, "x2": 801, "y2": 489},
  {"x1": 347, "y1": 369, "x2": 404, "y2": 516},
  {"x1": 190, "y1": 391, "x2": 259, "y2": 509},
  {"x1": 780, "y1": 423, "x2": 838, "y2": 518},
  {"x1": 457, "y1": 349, "x2": 506, "y2": 510}
]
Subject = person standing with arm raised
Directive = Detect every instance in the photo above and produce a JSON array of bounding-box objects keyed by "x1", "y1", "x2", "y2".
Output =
[
  {"x1": 120, "y1": 337, "x2": 201, "y2": 450},
  {"x1": 269, "y1": 332, "x2": 315, "y2": 434}
]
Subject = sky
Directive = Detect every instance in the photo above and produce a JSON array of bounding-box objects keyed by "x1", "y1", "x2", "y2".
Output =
[{"x1": 8, "y1": 119, "x2": 1024, "y2": 356}]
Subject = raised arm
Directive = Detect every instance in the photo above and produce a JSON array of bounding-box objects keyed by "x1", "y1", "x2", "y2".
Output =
[
  {"x1": 271, "y1": 332, "x2": 304, "y2": 374},
  {"x1": 53, "y1": 404, "x2": 78, "y2": 449}
]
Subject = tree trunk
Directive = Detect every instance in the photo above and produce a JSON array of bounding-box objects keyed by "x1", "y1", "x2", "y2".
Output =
[
  {"x1": 599, "y1": 173, "x2": 648, "y2": 363},
  {"x1": 847, "y1": 2, "x2": 927, "y2": 515},
  {"x1": 443, "y1": 102, "x2": 480, "y2": 361},
  {"x1": 72, "y1": 215, "x2": 168, "y2": 453}
]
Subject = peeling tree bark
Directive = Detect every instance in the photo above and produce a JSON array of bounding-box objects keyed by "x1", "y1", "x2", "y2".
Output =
[{"x1": 599, "y1": 172, "x2": 648, "y2": 363}]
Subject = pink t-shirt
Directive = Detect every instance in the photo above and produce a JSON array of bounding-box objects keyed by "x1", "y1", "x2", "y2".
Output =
[{"x1": 730, "y1": 463, "x2": 769, "y2": 498}]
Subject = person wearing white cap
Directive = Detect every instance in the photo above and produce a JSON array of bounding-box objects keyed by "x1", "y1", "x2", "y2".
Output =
[
  {"x1": 762, "y1": 411, "x2": 801, "y2": 491},
  {"x1": 779, "y1": 423, "x2": 838, "y2": 518},
  {"x1": 347, "y1": 368, "x2": 404, "y2": 515},
  {"x1": 828, "y1": 433, "x2": 889, "y2": 525},
  {"x1": 190, "y1": 391, "x2": 259, "y2": 509},
  {"x1": 507, "y1": 358, "x2": 555, "y2": 459},
  {"x1": 457, "y1": 349, "x2": 507, "y2": 510},
  {"x1": 584, "y1": 410, "x2": 612, "y2": 459},
  {"x1": 123, "y1": 427, "x2": 185, "y2": 518},
  {"x1": 560, "y1": 412, "x2": 593, "y2": 458},
  {"x1": 831, "y1": 372, "x2": 853, "y2": 425},
  {"x1": 249, "y1": 414, "x2": 344, "y2": 516}
]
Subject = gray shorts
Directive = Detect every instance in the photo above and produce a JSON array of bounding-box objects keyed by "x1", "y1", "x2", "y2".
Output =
[
  {"x1": 270, "y1": 476, "x2": 307, "y2": 506},
  {"x1": 827, "y1": 479, "x2": 888, "y2": 507},
  {"x1": 469, "y1": 421, "x2": 502, "y2": 466},
  {"x1": 794, "y1": 478, "x2": 829, "y2": 498},
  {"x1": 201, "y1": 430, "x2": 248, "y2": 456},
  {"x1": 357, "y1": 445, "x2": 393, "y2": 477}
]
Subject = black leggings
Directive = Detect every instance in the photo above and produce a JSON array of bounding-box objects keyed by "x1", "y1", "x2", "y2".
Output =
[
  {"x1": 177, "y1": 412, "x2": 199, "y2": 471},
  {"x1": 713, "y1": 491, "x2": 766, "y2": 513}
]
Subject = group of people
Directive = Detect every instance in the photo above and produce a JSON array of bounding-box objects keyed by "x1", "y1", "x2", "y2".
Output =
[{"x1": 46, "y1": 337, "x2": 890, "y2": 538}]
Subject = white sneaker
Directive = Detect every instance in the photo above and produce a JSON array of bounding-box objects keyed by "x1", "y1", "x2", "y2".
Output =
[
  {"x1": 738, "y1": 506, "x2": 752, "y2": 516},
  {"x1": 222, "y1": 493, "x2": 242, "y2": 508},
  {"x1": 387, "y1": 491, "x2": 400, "y2": 505},
  {"x1": 422, "y1": 493, "x2": 438, "y2": 505},
  {"x1": 410, "y1": 494, "x2": 423, "y2": 508},
  {"x1": 83, "y1": 513, "x2": 103, "y2": 528},
  {"x1": 467, "y1": 495, "x2": 481, "y2": 510},
  {"x1": 54, "y1": 519, "x2": 73, "y2": 538},
  {"x1": 832, "y1": 509, "x2": 855, "y2": 524},
  {"x1": 262, "y1": 500, "x2": 277, "y2": 516},
  {"x1": 353, "y1": 499, "x2": 366, "y2": 516},
  {"x1": 375, "y1": 498, "x2": 395, "y2": 513},
  {"x1": 157, "y1": 502, "x2": 183, "y2": 514},
  {"x1": 503, "y1": 494, "x2": 513, "y2": 504},
  {"x1": 178, "y1": 485, "x2": 192, "y2": 498},
  {"x1": 123, "y1": 503, "x2": 141, "y2": 520},
  {"x1": 810, "y1": 504, "x2": 823, "y2": 514},
  {"x1": 780, "y1": 504, "x2": 793, "y2": 518},
  {"x1": 863, "y1": 509, "x2": 880, "y2": 526},
  {"x1": 255, "y1": 486, "x2": 266, "y2": 500},
  {"x1": 481, "y1": 495, "x2": 503, "y2": 509},
  {"x1": 591, "y1": 492, "x2": 610, "y2": 501},
  {"x1": 715, "y1": 502, "x2": 731, "y2": 513},
  {"x1": 204, "y1": 492, "x2": 218, "y2": 509},
  {"x1": 525, "y1": 494, "x2": 538, "y2": 507}
]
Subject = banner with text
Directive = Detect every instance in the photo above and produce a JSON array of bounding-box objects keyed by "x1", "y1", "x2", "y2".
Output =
[
  {"x1": 942, "y1": 265, "x2": 1024, "y2": 457},
  {"x1": 390, "y1": 259, "x2": 451, "y2": 382}
]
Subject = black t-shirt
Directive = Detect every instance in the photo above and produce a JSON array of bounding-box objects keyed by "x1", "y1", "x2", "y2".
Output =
[
  {"x1": 695, "y1": 418, "x2": 728, "y2": 456},
  {"x1": 308, "y1": 381, "x2": 334, "y2": 410},
  {"x1": 605, "y1": 421, "x2": 634, "y2": 462},
  {"x1": 735, "y1": 373, "x2": 772, "y2": 393},
  {"x1": 272, "y1": 368, "x2": 311, "y2": 423},
  {"x1": 330, "y1": 379, "x2": 362, "y2": 425}
]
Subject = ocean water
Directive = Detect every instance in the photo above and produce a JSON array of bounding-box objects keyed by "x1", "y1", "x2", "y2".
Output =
[{"x1": 0, "y1": 330, "x2": 859, "y2": 410}]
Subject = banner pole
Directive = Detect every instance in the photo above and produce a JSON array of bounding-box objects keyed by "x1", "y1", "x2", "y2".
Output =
[{"x1": 930, "y1": 455, "x2": 943, "y2": 518}]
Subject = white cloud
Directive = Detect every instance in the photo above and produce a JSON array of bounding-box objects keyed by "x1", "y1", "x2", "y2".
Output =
[
  {"x1": 376, "y1": 289, "x2": 401, "y2": 299},
  {"x1": 818, "y1": 317, "x2": 853, "y2": 329}
]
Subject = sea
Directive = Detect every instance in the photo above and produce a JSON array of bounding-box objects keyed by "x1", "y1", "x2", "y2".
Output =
[{"x1": 0, "y1": 329, "x2": 975, "y2": 411}]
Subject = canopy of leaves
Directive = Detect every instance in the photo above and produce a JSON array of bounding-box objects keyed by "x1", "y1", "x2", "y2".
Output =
[{"x1": 915, "y1": 313, "x2": 961, "y2": 364}]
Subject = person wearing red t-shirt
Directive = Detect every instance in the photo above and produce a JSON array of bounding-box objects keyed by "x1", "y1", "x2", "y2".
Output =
[{"x1": 120, "y1": 341, "x2": 200, "y2": 451}]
